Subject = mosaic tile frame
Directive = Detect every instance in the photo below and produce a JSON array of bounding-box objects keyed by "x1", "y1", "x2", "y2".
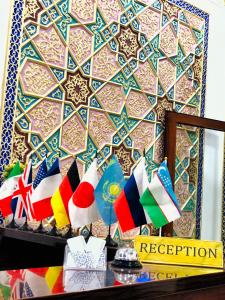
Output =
[{"x1": 0, "y1": 0, "x2": 211, "y2": 240}]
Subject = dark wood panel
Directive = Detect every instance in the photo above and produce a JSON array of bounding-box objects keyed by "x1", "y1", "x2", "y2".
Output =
[
  {"x1": 0, "y1": 228, "x2": 117, "y2": 270},
  {"x1": 163, "y1": 111, "x2": 225, "y2": 237}
]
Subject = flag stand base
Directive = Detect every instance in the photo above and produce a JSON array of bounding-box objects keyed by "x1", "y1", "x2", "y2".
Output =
[{"x1": 105, "y1": 234, "x2": 118, "y2": 248}]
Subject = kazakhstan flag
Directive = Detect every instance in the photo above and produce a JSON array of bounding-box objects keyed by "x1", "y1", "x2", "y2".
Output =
[{"x1": 95, "y1": 155, "x2": 126, "y2": 226}]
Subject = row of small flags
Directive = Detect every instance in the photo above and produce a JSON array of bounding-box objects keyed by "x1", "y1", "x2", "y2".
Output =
[{"x1": 0, "y1": 154, "x2": 181, "y2": 232}]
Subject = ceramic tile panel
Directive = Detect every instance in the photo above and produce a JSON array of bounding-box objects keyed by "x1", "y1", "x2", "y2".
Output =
[{"x1": 0, "y1": 0, "x2": 209, "y2": 239}]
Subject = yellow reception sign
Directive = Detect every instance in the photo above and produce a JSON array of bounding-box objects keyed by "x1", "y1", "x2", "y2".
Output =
[{"x1": 134, "y1": 236, "x2": 223, "y2": 269}]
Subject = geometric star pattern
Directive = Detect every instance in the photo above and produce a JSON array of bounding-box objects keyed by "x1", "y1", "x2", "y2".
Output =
[{"x1": 5, "y1": 0, "x2": 209, "y2": 239}]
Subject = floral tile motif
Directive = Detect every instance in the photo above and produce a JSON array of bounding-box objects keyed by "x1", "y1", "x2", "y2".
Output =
[{"x1": 0, "y1": 0, "x2": 209, "y2": 240}]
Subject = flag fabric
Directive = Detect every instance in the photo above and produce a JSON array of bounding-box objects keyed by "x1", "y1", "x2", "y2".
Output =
[
  {"x1": 11, "y1": 196, "x2": 26, "y2": 222},
  {"x1": 13, "y1": 161, "x2": 33, "y2": 220},
  {"x1": 157, "y1": 160, "x2": 180, "y2": 209},
  {"x1": 114, "y1": 157, "x2": 151, "y2": 232},
  {"x1": 51, "y1": 159, "x2": 80, "y2": 228},
  {"x1": 94, "y1": 155, "x2": 126, "y2": 226},
  {"x1": 26, "y1": 159, "x2": 48, "y2": 221},
  {"x1": 33, "y1": 159, "x2": 48, "y2": 189},
  {"x1": 140, "y1": 160, "x2": 181, "y2": 229},
  {"x1": 31, "y1": 159, "x2": 62, "y2": 221},
  {"x1": 0, "y1": 162, "x2": 22, "y2": 217},
  {"x1": 68, "y1": 158, "x2": 100, "y2": 229}
]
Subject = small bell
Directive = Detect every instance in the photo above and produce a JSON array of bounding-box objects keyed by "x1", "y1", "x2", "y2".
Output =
[{"x1": 111, "y1": 245, "x2": 142, "y2": 269}]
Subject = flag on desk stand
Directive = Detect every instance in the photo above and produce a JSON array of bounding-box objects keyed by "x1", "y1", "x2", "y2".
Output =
[
  {"x1": 69, "y1": 158, "x2": 100, "y2": 229},
  {"x1": 51, "y1": 159, "x2": 80, "y2": 228},
  {"x1": 31, "y1": 158, "x2": 62, "y2": 221},
  {"x1": 0, "y1": 162, "x2": 22, "y2": 217},
  {"x1": 13, "y1": 160, "x2": 33, "y2": 220},
  {"x1": 94, "y1": 155, "x2": 126, "y2": 226},
  {"x1": 26, "y1": 159, "x2": 48, "y2": 226},
  {"x1": 114, "y1": 157, "x2": 151, "y2": 232},
  {"x1": 140, "y1": 160, "x2": 181, "y2": 229},
  {"x1": 11, "y1": 162, "x2": 33, "y2": 227}
]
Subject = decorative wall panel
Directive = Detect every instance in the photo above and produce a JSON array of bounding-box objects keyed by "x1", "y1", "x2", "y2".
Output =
[{"x1": 0, "y1": 0, "x2": 209, "y2": 239}]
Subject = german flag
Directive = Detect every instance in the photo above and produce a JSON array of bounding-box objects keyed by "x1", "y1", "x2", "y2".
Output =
[{"x1": 51, "y1": 159, "x2": 80, "y2": 228}]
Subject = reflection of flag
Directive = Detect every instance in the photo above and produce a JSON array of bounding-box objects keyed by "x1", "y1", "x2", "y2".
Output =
[
  {"x1": 69, "y1": 158, "x2": 100, "y2": 228},
  {"x1": 45, "y1": 266, "x2": 64, "y2": 294},
  {"x1": 23, "y1": 266, "x2": 63, "y2": 297},
  {"x1": 51, "y1": 159, "x2": 80, "y2": 228},
  {"x1": 31, "y1": 159, "x2": 62, "y2": 220},
  {"x1": 140, "y1": 160, "x2": 181, "y2": 229},
  {"x1": 0, "y1": 283, "x2": 10, "y2": 300},
  {"x1": 94, "y1": 155, "x2": 125, "y2": 226},
  {"x1": 13, "y1": 161, "x2": 33, "y2": 220},
  {"x1": 12, "y1": 281, "x2": 24, "y2": 299},
  {"x1": 0, "y1": 162, "x2": 22, "y2": 217},
  {"x1": 114, "y1": 158, "x2": 151, "y2": 232},
  {"x1": 7, "y1": 269, "x2": 25, "y2": 299}
]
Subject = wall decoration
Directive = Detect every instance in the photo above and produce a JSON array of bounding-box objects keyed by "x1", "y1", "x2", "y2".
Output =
[{"x1": 0, "y1": 0, "x2": 209, "y2": 239}]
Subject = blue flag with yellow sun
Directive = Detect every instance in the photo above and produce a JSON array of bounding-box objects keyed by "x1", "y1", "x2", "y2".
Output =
[{"x1": 94, "y1": 155, "x2": 126, "y2": 226}]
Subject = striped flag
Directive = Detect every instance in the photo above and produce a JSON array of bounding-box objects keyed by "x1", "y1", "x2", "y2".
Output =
[
  {"x1": 31, "y1": 158, "x2": 62, "y2": 220},
  {"x1": 114, "y1": 157, "x2": 151, "y2": 232},
  {"x1": 26, "y1": 159, "x2": 48, "y2": 221},
  {"x1": 140, "y1": 160, "x2": 181, "y2": 229},
  {"x1": 13, "y1": 161, "x2": 33, "y2": 220},
  {"x1": 0, "y1": 162, "x2": 22, "y2": 217},
  {"x1": 68, "y1": 158, "x2": 100, "y2": 229},
  {"x1": 51, "y1": 159, "x2": 80, "y2": 228}
]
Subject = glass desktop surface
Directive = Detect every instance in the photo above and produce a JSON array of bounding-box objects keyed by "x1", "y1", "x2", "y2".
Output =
[{"x1": 0, "y1": 264, "x2": 222, "y2": 299}]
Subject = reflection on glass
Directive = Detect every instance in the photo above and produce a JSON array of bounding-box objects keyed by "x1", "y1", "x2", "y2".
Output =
[{"x1": 0, "y1": 264, "x2": 222, "y2": 299}]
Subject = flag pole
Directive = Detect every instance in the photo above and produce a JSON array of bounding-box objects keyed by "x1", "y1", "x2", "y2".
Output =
[
  {"x1": 139, "y1": 148, "x2": 147, "y2": 236},
  {"x1": 105, "y1": 205, "x2": 118, "y2": 247},
  {"x1": 85, "y1": 223, "x2": 93, "y2": 241},
  {"x1": 159, "y1": 227, "x2": 162, "y2": 237},
  {"x1": 105, "y1": 224, "x2": 118, "y2": 247}
]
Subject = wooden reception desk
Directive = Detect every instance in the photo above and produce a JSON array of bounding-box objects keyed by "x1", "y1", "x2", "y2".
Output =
[{"x1": 0, "y1": 227, "x2": 225, "y2": 299}]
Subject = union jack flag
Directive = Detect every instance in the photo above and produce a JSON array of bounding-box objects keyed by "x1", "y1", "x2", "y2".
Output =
[{"x1": 13, "y1": 161, "x2": 33, "y2": 220}]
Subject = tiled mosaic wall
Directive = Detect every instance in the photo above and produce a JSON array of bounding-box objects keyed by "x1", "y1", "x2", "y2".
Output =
[{"x1": 0, "y1": 0, "x2": 209, "y2": 239}]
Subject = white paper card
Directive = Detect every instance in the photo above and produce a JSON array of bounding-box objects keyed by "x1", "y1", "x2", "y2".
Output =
[
  {"x1": 86, "y1": 237, "x2": 106, "y2": 268},
  {"x1": 67, "y1": 236, "x2": 86, "y2": 253}
]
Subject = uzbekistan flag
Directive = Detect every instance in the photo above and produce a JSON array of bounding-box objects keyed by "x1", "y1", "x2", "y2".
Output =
[
  {"x1": 0, "y1": 162, "x2": 22, "y2": 217},
  {"x1": 68, "y1": 158, "x2": 100, "y2": 229},
  {"x1": 114, "y1": 157, "x2": 151, "y2": 232},
  {"x1": 140, "y1": 160, "x2": 181, "y2": 229},
  {"x1": 51, "y1": 159, "x2": 80, "y2": 228},
  {"x1": 31, "y1": 158, "x2": 62, "y2": 221}
]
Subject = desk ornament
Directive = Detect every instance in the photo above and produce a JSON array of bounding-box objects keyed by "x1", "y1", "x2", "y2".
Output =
[
  {"x1": 64, "y1": 235, "x2": 107, "y2": 271},
  {"x1": 111, "y1": 245, "x2": 142, "y2": 269}
]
